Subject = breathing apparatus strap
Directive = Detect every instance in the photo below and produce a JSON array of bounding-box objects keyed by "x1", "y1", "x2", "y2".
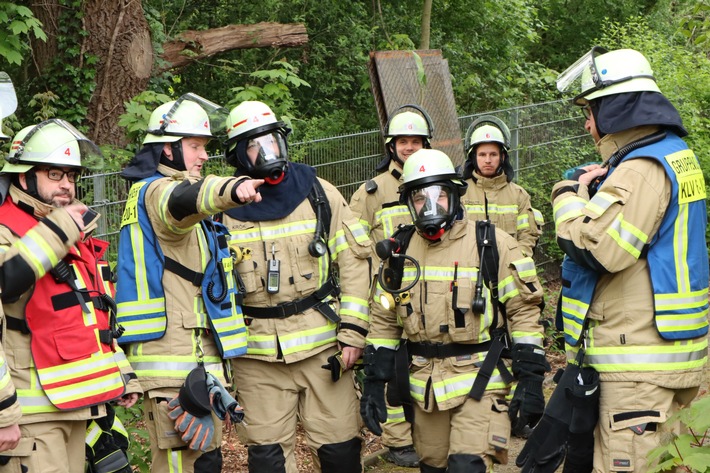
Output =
[{"x1": 468, "y1": 221, "x2": 514, "y2": 400}]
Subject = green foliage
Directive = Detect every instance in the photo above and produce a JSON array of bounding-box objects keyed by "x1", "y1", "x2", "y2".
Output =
[
  {"x1": 647, "y1": 396, "x2": 710, "y2": 472},
  {"x1": 41, "y1": 0, "x2": 97, "y2": 131},
  {"x1": 115, "y1": 400, "x2": 151, "y2": 473},
  {"x1": 0, "y1": 3, "x2": 45, "y2": 65},
  {"x1": 223, "y1": 59, "x2": 311, "y2": 128},
  {"x1": 27, "y1": 91, "x2": 59, "y2": 122},
  {"x1": 117, "y1": 91, "x2": 173, "y2": 152}
]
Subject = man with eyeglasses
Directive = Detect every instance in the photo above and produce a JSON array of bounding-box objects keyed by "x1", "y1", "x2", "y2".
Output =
[
  {"x1": 0, "y1": 119, "x2": 142, "y2": 473},
  {"x1": 519, "y1": 47, "x2": 709, "y2": 473}
]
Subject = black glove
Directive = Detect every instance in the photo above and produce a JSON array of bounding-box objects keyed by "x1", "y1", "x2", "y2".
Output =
[
  {"x1": 516, "y1": 415, "x2": 568, "y2": 473},
  {"x1": 359, "y1": 345, "x2": 395, "y2": 436},
  {"x1": 360, "y1": 378, "x2": 387, "y2": 436},
  {"x1": 509, "y1": 344, "x2": 549, "y2": 429},
  {"x1": 516, "y1": 360, "x2": 583, "y2": 473}
]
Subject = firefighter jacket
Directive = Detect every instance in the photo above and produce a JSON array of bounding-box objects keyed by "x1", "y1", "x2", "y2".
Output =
[
  {"x1": 221, "y1": 177, "x2": 372, "y2": 363},
  {"x1": 0, "y1": 194, "x2": 90, "y2": 429},
  {"x1": 116, "y1": 174, "x2": 247, "y2": 359},
  {"x1": 551, "y1": 126, "x2": 709, "y2": 389},
  {"x1": 350, "y1": 160, "x2": 410, "y2": 242},
  {"x1": 462, "y1": 172, "x2": 543, "y2": 256},
  {"x1": 367, "y1": 219, "x2": 544, "y2": 412},
  {"x1": 117, "y1": 164, "x2": 252, "y2": 392},
  {"x1": 0, "y1": 186, "x2": 141, "y2": 424}
]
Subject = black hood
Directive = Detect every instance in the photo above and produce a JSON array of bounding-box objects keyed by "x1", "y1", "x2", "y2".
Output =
[
  {"x1": 594, "y1": 91, "x2": 687, "y2": 138},
  {"x1": 120, "y1": 143, "x2": 164, "y2": 182}
]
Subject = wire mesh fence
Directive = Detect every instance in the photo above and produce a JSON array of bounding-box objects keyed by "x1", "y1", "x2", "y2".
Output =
[{"x1": 79, "y1": 99, "x2": 597, "y2": 278}]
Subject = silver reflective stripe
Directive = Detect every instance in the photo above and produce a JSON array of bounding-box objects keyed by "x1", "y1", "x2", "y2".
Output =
[{"x1": 280, "y1": 327, "x2": 337, "y2": 355}]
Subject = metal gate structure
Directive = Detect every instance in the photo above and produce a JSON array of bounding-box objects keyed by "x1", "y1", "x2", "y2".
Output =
[{"x1": 82, "y1": 99, "x2": 596, "y2": 277}]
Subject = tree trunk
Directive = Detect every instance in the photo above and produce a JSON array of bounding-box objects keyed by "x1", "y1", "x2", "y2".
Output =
[
  {"x1": 84, "y1": 0, "x2": 153, "y2": 146},
  {"x1": 420, "y1": 0, "x2": 432, "y2": 50},
  {"x1": 27, "y1": 3, "x2": 308, "y2": 147},
  {"x1": 160, "y1": 22, "x2": 309, "y2": 72}
]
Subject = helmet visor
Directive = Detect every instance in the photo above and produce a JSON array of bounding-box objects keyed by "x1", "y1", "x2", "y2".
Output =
[
  {"x1": 155, "y1": 93, "x2": 229, "y2": 141},
  {"x1": 406, "y1": 184, "x2": 455, "y2": 225},
  {"x1": 246, "y1": 131, "x2": 289, "y2": 167}
]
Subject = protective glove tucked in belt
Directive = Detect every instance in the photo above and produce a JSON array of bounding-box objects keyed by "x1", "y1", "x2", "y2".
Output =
[
  {"x1": 509, "y1": 343, "x2": 549, "y2": 431},
  {"x1": 167, "y1": 366, "x2": 215, "y2": 451},
  {"x1": 359, "y1": 345, "x2": 395, "y2": 436}
]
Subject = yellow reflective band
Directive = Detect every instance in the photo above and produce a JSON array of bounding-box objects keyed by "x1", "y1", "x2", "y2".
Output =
[
  {"x1": 199, "y1": 178, "x2": 220, "y2": 214},
  {"x1": 367, "y1": 339, "x2": 400, "y2": 350},
  {"x1": 553, "y1": 195, "x2": 586, "y2": 227},
  {"x1": 158, "y1": 182, "x2": 189, "y2": 234},
  {"x1": 280, "y1": 323, "x2": 337, "y2": 356},
  {"x1": 517, "y1": 214, "x2": 530, "y2": 231},
  {"x1": 584, "y1": 339, "x2": 708, "y2": 372},
  {"x1": 585, "y1": 191, "x2": 617, "y2": 218},
  {"x1": 328, "y1": 229, "x2": 349, "y2": 256},
  {"x1": 533, "y1": 208, "x2": 544, "y2": 226},
  {"x1": 607, "y1": 213, "x2": 648, "y2": 259},
  {"x1": 498, "y1": 275, "x2": 519, "y2": 303},
  {"x1": 340, "y1": 295, "x2": 369, "y2": 322}
]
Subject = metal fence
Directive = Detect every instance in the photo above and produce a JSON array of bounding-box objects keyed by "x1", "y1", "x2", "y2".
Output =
[{"x1": 80, "y1": 99, "x2": 597, "y2": 277}]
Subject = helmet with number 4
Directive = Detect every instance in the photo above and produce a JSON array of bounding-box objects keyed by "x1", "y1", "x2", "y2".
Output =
[
  {"x1": 399, "y1": 149, "x2": 466, "y2": 241},
  {"x1": 2, "y1": 119, "x2": 101, "y2": 174},
  {"x1": 143, "y1": 93, "x2": 223, "y2": 145},
  {"x1": 224, "y1": 101, "x2": 291, "y2": 184}
]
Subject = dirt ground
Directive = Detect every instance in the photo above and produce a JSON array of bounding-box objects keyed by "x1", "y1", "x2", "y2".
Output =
[{"x1": 219, "y1": 352, "x2": 570, "y2": 473}]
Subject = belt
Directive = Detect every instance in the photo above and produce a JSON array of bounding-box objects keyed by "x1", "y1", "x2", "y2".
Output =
[
  {"x1": 242, "y1": 279, "x2": 340, "y2": 322},
  {"x1": 407, "y1": 340, "x2": 493, "y2": 359}
]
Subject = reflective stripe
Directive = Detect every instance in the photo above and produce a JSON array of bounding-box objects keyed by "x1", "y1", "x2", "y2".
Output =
[
  {"x1": 498, "y1": 275, "x2": 519, "y2": 303},
  {"x1": 246, "y1": 335, "x2": 278, "y2": 356},
  {"x1": 561, "y1": 295, "x2": 588, "y2": 343},
  {"x1": 16, "y1": 228, "x2": 61, "y2": 276},
  {"x1": 86, "y1": 422, "x2": 102, "y2": 447},
  {"x1": 375, "y1": 205, "x2": 410, "y2": 238},
  {"x1": 607, "y1": 214, "x2": 647, "y2": 259},
  {"x1": 517, "y1": 213, "x2": 530, "y2": 231},
  {"x1": 585, "y1": 191, "x2": 617, "y2": 217},
  {"x1": 533, "y1": 208, "x2": 544, "y2": 226},
  {"x1": 329, "y1": 229, "x2": 349, "y2": 256},
  {"x1": 512, "y1": 335, "x2": 544, "y2": 346},
  {"x1": 128, "y1": 358, "x2": 223, "y2": 379},
  {"x1": 0, "y1": 360, "x2": 10, "y2": 391},
  {"x1": 340, "y1": 295, "x2": 369, "y2": 322},
  {"x1": 386, "y1": 406, "x2": 405, "y2": 424},
  {"x1": 512, "y1": 258, "x2": 536, "y2": 278},
  {"x1": 279, "y1": 324, "x2": 337, "y2": 356},
  {"x1": 368, "y1": 339, "x2": 400, "y2": 350},
  {"x1": 585, "y1": 340, "x2": 707, "y2": 372},
  {"x1": 553, "y1": 195, "x2": 586, "y2": 226}
]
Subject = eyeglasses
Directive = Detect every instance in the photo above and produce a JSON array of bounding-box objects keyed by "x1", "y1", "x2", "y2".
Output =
[
  {"x1": 581, "y1": 104, "x2": 593, "y2": 120},
  {"x1": 37, "y1": 167, "x2": 81, "y2": 183}
]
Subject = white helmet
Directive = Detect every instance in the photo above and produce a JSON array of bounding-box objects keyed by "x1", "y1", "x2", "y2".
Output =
[
  {"x1": 556, "y1": 46, "x2": 660, "y2": 106},
  {"x1": 2, "y1": 119, "x2": 101, "y2": 174},
  {"x1": 143, "y1": 93, "x2": 225, "y2": 144},
  {"x1": 384, "y1": 111, "x2": 432, "y2": 145},
  {"x1": 398, "y1": 149, "x2": 466, "y2": 240},
  {"x1": 224, "y1": 101, "x2": 290, "y2": 182}
]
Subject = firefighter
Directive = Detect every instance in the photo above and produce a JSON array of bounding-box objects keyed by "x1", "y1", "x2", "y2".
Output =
[
  {"x1": 349, "y1": 106, "x2": 433, "y2": 468},
  {"x1": 526, "y1": 46, "x2": 710, "y2": 473},
  {"x1": 0, "y1": 119, "x2": 142, "y2": 473},
  {"x1": 361, "y1": 148, "x2": 547, "y2": 472},
  {"x1": 114, "y1": 94, "x2": 262, "y2": 473},
  {"x1": 220, "y1": 101, "x2": 372, "y2": 473},
  {"x1": 460, "y1": 117, "x2": 543, "y2": 257}
]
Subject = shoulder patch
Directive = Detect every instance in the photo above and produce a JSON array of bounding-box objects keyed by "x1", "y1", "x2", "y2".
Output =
[{"x1": 365, "y1": 179, "x2": 378, "y2": 194}]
